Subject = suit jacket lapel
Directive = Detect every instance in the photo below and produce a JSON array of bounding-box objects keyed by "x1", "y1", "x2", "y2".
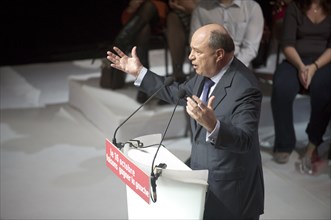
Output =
[
  {"x1": 194, "y1": 76, "x2": 205, "y2": 99},
  {"x1": 191, "y1": 76, "x2": 205, "y2": 132},
  {"x1": 193, "y1": 60, "x2": 237, "y2": 140}
]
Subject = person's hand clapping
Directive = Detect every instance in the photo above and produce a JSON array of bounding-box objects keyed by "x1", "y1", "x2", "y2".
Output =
[{"x1": 106, "y1": 46, "x2": 143, "y2": 78}]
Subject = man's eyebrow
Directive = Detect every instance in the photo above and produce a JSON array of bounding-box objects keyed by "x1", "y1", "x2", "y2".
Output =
[{"x1": 191, "y1": 46, "x2": 201, "y2": 52}]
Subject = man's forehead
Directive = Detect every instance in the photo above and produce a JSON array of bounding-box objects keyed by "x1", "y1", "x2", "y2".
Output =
[{"x1": 192, "y1": 31, "x2": 209, "y2": 45}]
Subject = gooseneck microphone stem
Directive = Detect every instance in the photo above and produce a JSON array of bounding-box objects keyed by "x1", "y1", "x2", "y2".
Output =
[
  {"x1": 150, "y1": 103, "x2": 179, "y2": 202},
  {"x1": 112, "y1": 90, "x2": 159, "y2": 148},
  {"x1": 150, "y1": 88, "x2": 186, "y2": 203},
  {"x1": 112, "y1": 77, "x2": 174, "y2": 149},
  {"x1": 150, "y1": 104, "x2": 178, "y2": 173}
]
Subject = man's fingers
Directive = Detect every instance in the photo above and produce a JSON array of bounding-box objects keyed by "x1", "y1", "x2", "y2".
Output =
[
  {"x1": 191, "y1": 95, "x2": 200, "y2": 103},
  {"x1": 207, "y1": 96, "x2": 215, "y2": 108},
  {"x1": 113, "y1": 46, "x2": 126, "y2": 57},
  {"x1": 132, "y1": 46, "x2": 138, "y2": 58},
  {"x1": 106, "y1": 50, "x2": 121, "y2": 62},
  {"x1": 197, "y1": 102, "x2": 204, "y2": 110}
]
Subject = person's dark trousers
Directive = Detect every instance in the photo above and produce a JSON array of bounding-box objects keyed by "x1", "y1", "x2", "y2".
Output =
[
  {"x1": 271, "y1": 60, "x2": 301, "y2": 153},
  {"x1": 112, "y1": 0, "x2": 158, "y2": 50},
  {"x1": 271, "y1": 58, "x2": 331, "y2": 153},
  {"x1": 203, "y1": 190, "x2": 261, "y2": 220},
  {"x1": 305, "y1": 65, "x2": 331, "y2": 147},
  {"x1": 101, "y1": 1, "x2": 158, "y2": 91}
]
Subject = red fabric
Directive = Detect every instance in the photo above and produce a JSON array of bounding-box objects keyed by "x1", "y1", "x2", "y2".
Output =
[
  {"x1": 121, "y1": 0, "x2": 168, "y2": 25},
  {"x1": 272, "y1": 0, "x2": 289, "y2": 21}
]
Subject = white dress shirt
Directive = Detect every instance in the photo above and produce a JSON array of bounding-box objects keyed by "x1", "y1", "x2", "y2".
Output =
[{"x1": 191, "y1": 0, "x2": 264, "y2": 67}]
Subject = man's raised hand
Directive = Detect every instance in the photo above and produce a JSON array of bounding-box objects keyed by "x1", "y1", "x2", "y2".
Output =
[{"x1": 106, "y1": 46, "x2": 143, "y2": 78}]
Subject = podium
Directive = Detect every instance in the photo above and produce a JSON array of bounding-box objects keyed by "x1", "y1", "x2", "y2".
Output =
[{"x1": 122, "y1": 134, "x2": 209, "y2": 220}]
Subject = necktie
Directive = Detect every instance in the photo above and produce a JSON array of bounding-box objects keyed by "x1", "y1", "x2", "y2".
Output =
[{"x1": 201, "y1": 78, "x2": 215, "y2": 104}]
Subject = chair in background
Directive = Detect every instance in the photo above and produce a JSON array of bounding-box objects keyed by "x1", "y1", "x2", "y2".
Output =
[{"x1": 149, "y1": 30, "x2": 169, "y2": 77}]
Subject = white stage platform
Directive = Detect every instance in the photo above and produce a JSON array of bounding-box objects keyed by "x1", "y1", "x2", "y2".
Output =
[
  {"x1": 68, "y1": 73, "x2": 187, "y2": 143},
  {"x1": 2, "y1": 58, "x2": 330, "y2": 220}
]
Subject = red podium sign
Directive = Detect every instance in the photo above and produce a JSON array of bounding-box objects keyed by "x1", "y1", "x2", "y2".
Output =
[{"x1": 105, "y1": 139, "x2": 150, "y2": 204}]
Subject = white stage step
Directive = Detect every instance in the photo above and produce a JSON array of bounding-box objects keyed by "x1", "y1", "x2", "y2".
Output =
[{"x1": 68, "y1": 73, "x2": 187, "y2": 143}]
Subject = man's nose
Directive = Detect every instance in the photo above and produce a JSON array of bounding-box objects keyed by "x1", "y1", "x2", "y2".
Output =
[{"x1": 188, "y1": 51, "x2": 194, "y2": 60}]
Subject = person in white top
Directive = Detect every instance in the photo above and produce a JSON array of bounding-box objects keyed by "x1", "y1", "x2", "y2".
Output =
[{"x1": 191, "y1": 0, "x2": 264, "y2": 67}]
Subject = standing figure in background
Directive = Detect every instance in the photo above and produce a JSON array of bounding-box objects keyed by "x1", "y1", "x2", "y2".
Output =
[
  {"x1": 271, "y1": 0, "x2": 331, "y2": 175},
  {"x1": 190, "y1": 0, "x2": 264, "y2": 67}
]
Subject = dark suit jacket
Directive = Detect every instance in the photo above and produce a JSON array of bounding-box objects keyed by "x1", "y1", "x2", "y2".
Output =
[{"x1": 140, "y1": 57, "x2": 264, "y2": 219}]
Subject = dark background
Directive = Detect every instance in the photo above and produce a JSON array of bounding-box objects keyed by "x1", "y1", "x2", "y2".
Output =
[
  {"x1": 1, "y1": 0, "x2": 127, "y2": 66},
  {"x1": 1, "y1": 0, "x2": 273, "y2": 67}
]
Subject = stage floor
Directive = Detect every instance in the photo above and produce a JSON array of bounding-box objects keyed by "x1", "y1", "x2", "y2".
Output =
[{"x1": 1, "y1": 50, "x2": 330, "y2": 219}]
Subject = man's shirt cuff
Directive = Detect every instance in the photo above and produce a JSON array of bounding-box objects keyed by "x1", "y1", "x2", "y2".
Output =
[
  {"x1": 206, "y1": 120, "x2": 220, "y2": 144},
  {"x1": 134, "y1": 67, "x2": 147, "y2": 86}
]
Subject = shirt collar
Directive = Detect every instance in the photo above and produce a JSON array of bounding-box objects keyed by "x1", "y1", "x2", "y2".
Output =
[
  {"x1": 211, "y1": 57, "x2": 234, "y2": 84},
  {"x1": 217, "y1": 0, "x2": 241, "y2": 8}
]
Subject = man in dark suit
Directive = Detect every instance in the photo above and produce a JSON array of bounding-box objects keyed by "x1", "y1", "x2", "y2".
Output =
[{"x1": 107, "y1": 23, "x2": 264, "y2": 220}]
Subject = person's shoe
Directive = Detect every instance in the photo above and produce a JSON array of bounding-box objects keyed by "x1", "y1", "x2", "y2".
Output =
[
  {"x1": 311, "y1": 158, "x2": 328, "y2": 175},
  {"x1": 299, "y1": 149, "x2": 326, "y2": 175},
  {"x1": 273, "y1": 152, "x2": 290, "y2": 164},
  {"x1": 298, "y1": 142, "x2": 318, "y2": 174},
  {"x1": 299, "y1": 155, "x2": 313, "y2": 174}
]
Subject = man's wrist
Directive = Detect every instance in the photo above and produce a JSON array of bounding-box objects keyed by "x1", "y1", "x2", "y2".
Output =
[
  {"x1": 207, "y1": 120, "x2": 220, "y2": 144},
  {"x1": 313, "y1": 61, "x2": 319, "y2": 70},
  {"x1": 134, "y1": 66, "x2": 147, "y2": 87},
  {"x1": 137, "y1": 66, "x2": 144, "y2": 77}
]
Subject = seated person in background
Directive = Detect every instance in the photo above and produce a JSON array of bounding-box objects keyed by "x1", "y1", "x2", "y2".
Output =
[
  {"x1": 271, "y1": 0, "x2": 331, "y2": 175},
  {"x1": 190, "y1": 0, "x2": 264, "y2": 67},
  {"x1": 166, "y1": 0, "x2": 198, "y2": 83},
  {"x1": 119, "y1": 0, "x2": 167, "y2": 103},
  {"x1": 101, "y1": 0, "x2": 196, "y2": 104}
]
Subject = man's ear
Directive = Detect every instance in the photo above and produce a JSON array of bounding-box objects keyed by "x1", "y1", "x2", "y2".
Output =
[{"x1": 216, "y1": 48, "x2": 225, "y2": 62}]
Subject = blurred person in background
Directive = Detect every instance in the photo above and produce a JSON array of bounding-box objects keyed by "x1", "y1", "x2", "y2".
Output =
[
  {"x1": 271, "y1": 0, "x2": 331, "y2": 176},
  {"x1": 100, "y1": 0, "x2": 197, "y2": 104},
  {"x1": 190, "y1": 0, "x2": 264, "y2": 67}
]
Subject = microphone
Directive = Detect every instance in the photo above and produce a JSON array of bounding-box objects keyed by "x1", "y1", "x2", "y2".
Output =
[
  {"x1": 112, "y1": 77, "x2": 174, "y2": 149},
  {"x1": 150, "y1": 88, "x2": 187, "y2": 202}
]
